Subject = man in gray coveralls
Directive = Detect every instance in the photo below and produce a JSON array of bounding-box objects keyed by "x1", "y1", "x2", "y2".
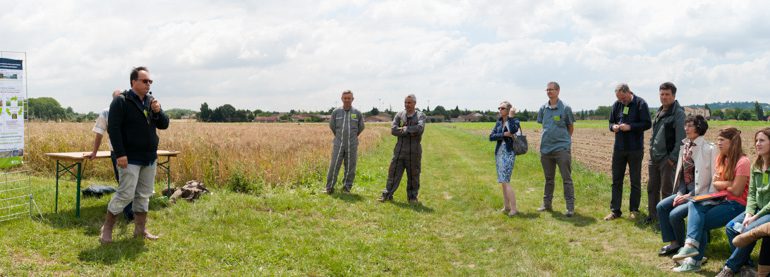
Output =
[
  {"x1": 379, "y1": 94, "x2": 426, "y2": 204},
  {"x1": 324, "y1": 90, "x2": 365, "y2": 194}
]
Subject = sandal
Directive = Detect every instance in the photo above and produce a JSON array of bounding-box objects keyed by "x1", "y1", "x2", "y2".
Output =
[{"x1": 603, "y1": 213, "x2": 621, "y2": 221}]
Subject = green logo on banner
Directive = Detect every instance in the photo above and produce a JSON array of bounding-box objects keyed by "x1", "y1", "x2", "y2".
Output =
[
  {"x1": 553, "y1": 115, "x2": 561, "y2": 121},
  {"x1": 623, "y1": 106, "x2": 630, "y2": 115},
  {"x1": 351, "y1": 114, "x2": 357, "y2": 119}
]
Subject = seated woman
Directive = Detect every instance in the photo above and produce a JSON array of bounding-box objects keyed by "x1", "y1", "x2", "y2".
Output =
[
  {"x1": 672, "y1": 127, "x2": 750, "y2": 273},
  {"x1": 718, "y1": 127, "x2": 770, "y2": 276},
  {"x1": 489, "y1": 101, "x2": 520, "y2": 217},
  {"x1": 656, "y1": 115, "x2": 716, "y2": 257}
]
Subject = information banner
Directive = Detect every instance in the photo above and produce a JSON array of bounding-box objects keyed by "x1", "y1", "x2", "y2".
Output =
[{"x1": 0, "y1": 58, "x2": 25, "y2": 168}]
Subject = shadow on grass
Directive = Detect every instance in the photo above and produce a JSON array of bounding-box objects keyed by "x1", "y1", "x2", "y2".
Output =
[
  {"x1": 41, "y1": 196, "x2": 170, "y2": 235},
  {"x1": 390, "y1": 201, "x2": 435, "y2": 213},
  {"x1": 550, "y1": 211, "x2": 598, "y2": 227},
  {"x1": 331, "y1": 192, "x2": 364, "y2": 203},
  {"x1": 78, "y1": 239, "x2": 148, "y2": 265},
  {"x1": 508, "y1": 212, "x2": 538, "y2": 219}
]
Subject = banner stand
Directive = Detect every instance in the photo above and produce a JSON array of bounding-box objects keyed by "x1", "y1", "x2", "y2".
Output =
[{"x1": 0, "y1": 51, "x2": 41, "y2": 223}]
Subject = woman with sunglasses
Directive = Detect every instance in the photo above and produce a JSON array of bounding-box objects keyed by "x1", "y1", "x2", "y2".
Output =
[
  {"x1": 489, "y1": 101, "x2": 520, "y2": 216},
  {"x1": 672, "y1": 127, "x2": 750, "y2": 273}
]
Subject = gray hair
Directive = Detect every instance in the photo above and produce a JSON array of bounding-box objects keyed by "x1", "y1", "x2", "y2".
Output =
[
  {"x1": 112, "y1": 89, "x2": 122, "y2": 98},
  {"x1": 342, "y1": 90, "x2": 353, "y2": 96},
  {"x1": 548, "y1": 81, "x2": 560, "y2": 90},
  {"x1": 499, "y1": 101, "x2": 512, "y2": 110},
  {"x1": 615, "y1": 83, "x2": 631, "y2": 94},
  {"x1": 406, "y1": 94, "x2": 417, "y2": 102}
]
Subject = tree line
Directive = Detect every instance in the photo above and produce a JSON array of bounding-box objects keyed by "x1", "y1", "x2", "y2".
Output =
[{"x1": 25, "y1": 97, "x2": 769, "y2": 123}]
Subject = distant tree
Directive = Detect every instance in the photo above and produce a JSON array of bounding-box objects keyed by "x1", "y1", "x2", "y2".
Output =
[
  {"x1": 450, "y1": 106, "x2": 461, "y2": 118},
  {"x1": 739, "y1": 110, "x2": 754, "y2": 121},
  {"x1": 755, "y1": 101, "x2": 765, "y2": 120},
  {"x1": 594, "y1": 106, "x2": 612, "y2": 118},
  {"x1": 433, "y1": 105, "x2": 448, "y2": 119},
  {"x1": 712, "y1": 109, "x2": 725, "y2": 119},
  {"x1": 704, "y1": 103, "x2": 711, "y2": 114},
  {"x1": 368, "y1": 107, "x2": 379, "y2": 116},
  {"x1": 198, "y1": 102, "x2": 212, "y2": 122},
  {"x1": 516, "y1": 109, "x2": 530, "y2": 121},
  {"x1": 724, "y1": 108, "x2": 739, "y2": 120},
  {"x1": 28, "y1": 97, "x2": 66, "y2": 121},
  {"x1": 211, "y1": 104, "x2": 237, "y2": 122}
]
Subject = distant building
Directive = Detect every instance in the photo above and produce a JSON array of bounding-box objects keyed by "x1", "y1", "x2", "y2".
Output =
[
  {"x1": 426, "y1": 115, "x2": 446, "y2": 123},
  {"x1": 684, "y1": 107, "x2": 711, "y2": 118},
  {"x1": 253, "y1": 116, "x2": 279, "y2": 123},
  {"x1": 365, "y1": 114, "x2": 392, "y2": 122},
  {"x1": 454, "y1": 113, "x2": 484, "y2": 122}
]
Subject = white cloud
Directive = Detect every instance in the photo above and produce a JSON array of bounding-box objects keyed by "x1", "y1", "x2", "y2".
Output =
[{"x1": 1, "y1": 0, "x2": 769, "y2": 113}]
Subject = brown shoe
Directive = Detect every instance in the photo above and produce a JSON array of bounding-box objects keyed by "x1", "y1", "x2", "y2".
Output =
[
  {"x1": 629, "y1": 211, "x2": 640, "y2": 220},
  {"x1": 604, "y1": 213, "x2": 621, "y2": 221},
  {"x1": 99, "y1": 212, "x2": 118, "y2": 244},
  {"x1": 733, "y1": 222, "x2": 770, "y2": 248},
  {"x1": 133, "y1": 212, "x2": 159, "y2": 240}
]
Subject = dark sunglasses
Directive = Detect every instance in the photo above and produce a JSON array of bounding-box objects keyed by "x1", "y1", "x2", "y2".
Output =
[{"x1": 137, "y1": 79, "x2": 153, "y2": 85}]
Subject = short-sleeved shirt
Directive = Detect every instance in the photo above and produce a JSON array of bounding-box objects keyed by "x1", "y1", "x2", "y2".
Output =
[
  {"x1": 537, "y1": 99, "x2": 574, "y2": 154},
  {"x1": 92, "y1": 107, "x2": 112, "y2": 150},
  {"x1": 720, "y1": 155, "x2": 751, "y2": 206}
]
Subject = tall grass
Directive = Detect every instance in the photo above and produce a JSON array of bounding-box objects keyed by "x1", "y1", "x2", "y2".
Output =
[{"x1": 25, "y1": 122, "x2": 390, "y2": 188}]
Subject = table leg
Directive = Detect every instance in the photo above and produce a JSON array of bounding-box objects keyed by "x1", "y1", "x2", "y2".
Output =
[
  {"x1": 55, "y1": 160, "x2": 60, "y2": 213},
  {"x1": 157, "y1": 157, "x2": 172, "y2": 197},
  {"x1": 75, "y1": 162, "x2": 81, "y2": 218}
]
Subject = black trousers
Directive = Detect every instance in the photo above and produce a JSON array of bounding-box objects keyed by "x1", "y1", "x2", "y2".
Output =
[
  {"x1": 610, "y1": 149, "x2": 644, "y2": 216},
  {"x1": 382, "y1": 154, "x2": 422, "y2": 200},
  {"x1": 760, "y1": 238, "x2": 770, "y2": 266}
]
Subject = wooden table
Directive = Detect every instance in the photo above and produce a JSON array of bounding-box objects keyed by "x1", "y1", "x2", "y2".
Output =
[{"x1": 44, "y1": 150, "x2": 180, "y2": 217}]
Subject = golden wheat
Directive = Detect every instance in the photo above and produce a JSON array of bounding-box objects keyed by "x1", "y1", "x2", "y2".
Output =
[{"x1": 26, "y1": 121, "x2": 389, "y2": 187}]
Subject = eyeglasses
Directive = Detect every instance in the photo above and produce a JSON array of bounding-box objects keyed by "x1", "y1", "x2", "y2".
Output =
[
  {"x1": 498, "y1": 107, "x2": 508, "y2": 110},
  {"x1": 546, "y1": 89, "x2": 557, "y2": 92},
  {"x1": 137, "y1": 79, "x2": 153, "y2": 85}
]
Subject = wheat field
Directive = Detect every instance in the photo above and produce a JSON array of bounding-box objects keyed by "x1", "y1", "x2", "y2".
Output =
[{"x1": 25, "y1": 121, "x2": 390, "y2": 187}]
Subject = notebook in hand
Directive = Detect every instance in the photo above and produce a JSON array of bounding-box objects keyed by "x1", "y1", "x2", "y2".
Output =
[{"x1": 690, "y1": 190, "x2": 729, "y2": 202}]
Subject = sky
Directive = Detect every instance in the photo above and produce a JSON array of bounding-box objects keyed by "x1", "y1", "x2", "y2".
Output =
[{"x1": 2, "y1": 0, "x2": 770, "y2": 113}]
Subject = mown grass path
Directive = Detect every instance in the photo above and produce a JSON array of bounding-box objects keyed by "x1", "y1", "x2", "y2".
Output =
[{"x1": 0, "y1": 123, "x2": 744, "y2": 275}]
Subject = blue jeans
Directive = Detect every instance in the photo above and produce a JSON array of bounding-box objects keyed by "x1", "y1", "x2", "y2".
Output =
[
  {"x1": 657, "y1": 194, "x2": 689, "y2": 243},
  {"x1": 725, "y1": 212, "x2": 770, "y2": 272},
  {"x1": 685, "y1": 200, "x2": 744, "y2": 261}
]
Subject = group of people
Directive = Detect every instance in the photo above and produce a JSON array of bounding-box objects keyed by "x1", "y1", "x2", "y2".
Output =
[
  {"x1": 91, "y1": 68, "x2": 770, "y2": 276},
  {"x1": 323, "y1": 91, "x2": 426, "y2": 204}
]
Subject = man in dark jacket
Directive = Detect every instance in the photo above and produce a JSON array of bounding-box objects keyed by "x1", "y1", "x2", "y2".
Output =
[
  {"x1": 647, "y1": 82, "x2": 685, "y2": 223},
  {"x1": 605, "y1": 83, "x2": 652, "y2": 221},
  {"x1": 379, "y1": 94, "x2": 426, "y2": 204},
  {"x1": 99, "y1": 66, "x2": 170, "y2": 244}
]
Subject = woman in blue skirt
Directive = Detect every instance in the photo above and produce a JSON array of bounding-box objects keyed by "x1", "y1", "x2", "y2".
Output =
[{"x1": 489, "y1": 101, "x2": 520, "y2": 216}]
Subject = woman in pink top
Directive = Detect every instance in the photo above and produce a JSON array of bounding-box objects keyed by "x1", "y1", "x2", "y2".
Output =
[{"x1": 671, "y1": 127, "x2": 750, "y2": 273}]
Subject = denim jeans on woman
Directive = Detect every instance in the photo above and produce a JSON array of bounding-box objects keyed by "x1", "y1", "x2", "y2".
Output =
[
  {"x1": 685, "y1": 200, "x2": 745, "y2": 261},
  {"x1": 657, "y1": 194, "x2": 690, "y2": 244},
  {"x1": 724, "y1": 212, "x2": 770, "y2": 272}
]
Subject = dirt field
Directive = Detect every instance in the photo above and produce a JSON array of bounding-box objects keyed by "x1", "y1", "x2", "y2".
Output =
[{"x1": 526, "y1": 124, "x2": 767, "y2": 183}]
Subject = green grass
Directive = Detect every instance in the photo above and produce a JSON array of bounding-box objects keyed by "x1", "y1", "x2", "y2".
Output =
[{"x1": 0, "y1": 123, "x2": 757, "y2": 275}]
